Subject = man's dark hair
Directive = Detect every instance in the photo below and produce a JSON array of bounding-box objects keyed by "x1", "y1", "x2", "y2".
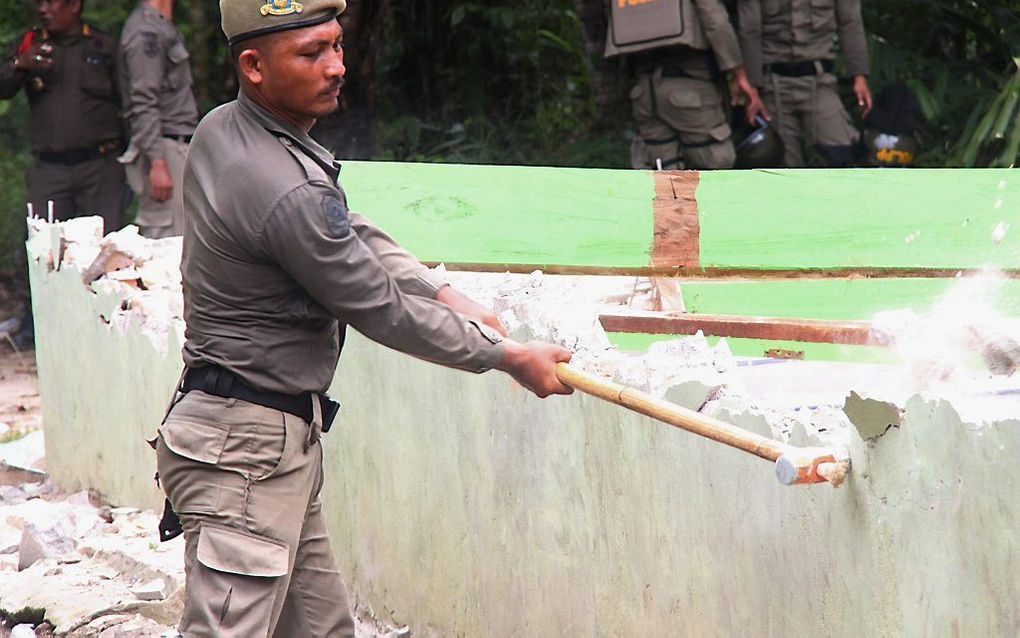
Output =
[{"x1": 32, "y1": 0, "x2": 84, "y2": 11}]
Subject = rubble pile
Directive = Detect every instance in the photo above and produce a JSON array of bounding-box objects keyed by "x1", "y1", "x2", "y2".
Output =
[
  {"x1": 0, "y1": 483, "x2": 183, "y2": 637},
  {"x1": 29, "y1": 218, "x2": 185, "y2": 354}
]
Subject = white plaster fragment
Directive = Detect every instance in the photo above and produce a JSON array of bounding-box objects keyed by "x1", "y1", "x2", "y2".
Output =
[
  {"x1": 10, "y1": 624, "x2": 36, "y2": 638},
  {"x1": 132, "y1": 577, "x2": 170, "y2": 601}
]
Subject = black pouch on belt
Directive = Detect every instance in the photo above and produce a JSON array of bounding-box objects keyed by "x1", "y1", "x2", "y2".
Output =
[
  {"x1": 319, "y1": 393, "x2": 341, "y2": 433},
  {"x1": 159, "y1": 498, "x2": 183, "y2": 542}
]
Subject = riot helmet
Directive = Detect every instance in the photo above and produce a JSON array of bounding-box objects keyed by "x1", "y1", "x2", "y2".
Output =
[
  {"x1": 860, "y1": 84, "x2": 922, "y2": 167},
  {"x1": 734, "y1": 115, "x2": 784, "y2": 168}
]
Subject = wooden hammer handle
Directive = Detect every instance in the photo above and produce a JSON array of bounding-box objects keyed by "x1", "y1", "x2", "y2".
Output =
[{"x1": 555, "y1": 362, "x2": 786, "y2": 462}]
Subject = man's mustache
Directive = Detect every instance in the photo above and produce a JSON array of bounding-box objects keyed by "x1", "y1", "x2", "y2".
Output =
[{"x1": 320, "y1": 78, "x2": 345, "y2": 96}]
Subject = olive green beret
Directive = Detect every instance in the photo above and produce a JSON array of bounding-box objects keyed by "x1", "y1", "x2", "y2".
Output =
[{"x1": 221, "y1": 0, "x2": 346, "y2": 45}]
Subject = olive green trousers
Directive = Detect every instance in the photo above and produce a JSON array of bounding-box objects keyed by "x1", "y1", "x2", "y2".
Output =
[
  {"x1": 629, "y1": 68, "x2": 736, "y2": 170},
  {"x1": 761, "y1": 72, "x2": 859, "y2": 167}
]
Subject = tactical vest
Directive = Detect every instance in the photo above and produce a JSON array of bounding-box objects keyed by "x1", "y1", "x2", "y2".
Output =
[{"x1": 604, "y1": 0, "x2": 708, "y2": 58}]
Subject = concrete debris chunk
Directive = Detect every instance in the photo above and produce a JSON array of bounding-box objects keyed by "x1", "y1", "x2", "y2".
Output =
[
  {"x1": 96, "y1": 614, "x2": 173, "y2": 638},
  {"x1": 81, "y1": 614, "x2": 135, "y2": 635},
  {"x1": 0, "y1": 552, "x2": 18, "y2": 571},
  {"x1": 843, "y1": 391, "x2": 903, "y2": 441},
  {"x1": 10, "y1": 624, "x2": 37, "y2": 638},
  {"x1": 132, "y1": 577, "x2": 170, "y2": 601},
  {"x1": 59, "y1": 216, "x2": 105, "y2": 270},
  {"x1": 18, "y1": 520, "x2": 78, "y2": 570},
  {"x1": 0, "y1": 484, "x2": 29, "y2": 505},
  {"x1": 0, "y1": 431, "x2": 46, "y2": 472},
  {"x1": 81, "y1": 243, "x2": 137, "y2": 285}
]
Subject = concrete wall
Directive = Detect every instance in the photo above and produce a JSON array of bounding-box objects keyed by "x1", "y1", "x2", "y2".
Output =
[{"x1": 29, "y1": 232, "x2": 1020, "y2": 636}]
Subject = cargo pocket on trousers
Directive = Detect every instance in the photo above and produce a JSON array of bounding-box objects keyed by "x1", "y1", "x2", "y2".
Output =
[
  {"x1": 662, "y1": 81, "x2": 717, "y2": 134},
  {"x1": 161, "y1": 418, "x2": 229, "y2": 465},
  {"x1": 157, "y1": 418, "x2": 230, "y2": 514},
  {"x1": 195, "y1": 524, "x2": 289, "y2": 631}
]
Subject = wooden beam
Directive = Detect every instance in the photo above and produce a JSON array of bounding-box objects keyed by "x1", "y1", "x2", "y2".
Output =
[
  {"x1": 599, "y1": 312, "x2": 877, "y2": 346},
  {"x1": 425, "y1": 262, "x2": 1020, "y2": 280},
  {"x1": 651, "y1": 171, "x2": 700, "y2": 269}
]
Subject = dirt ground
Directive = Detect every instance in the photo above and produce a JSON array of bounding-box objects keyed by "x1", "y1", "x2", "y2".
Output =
[{"x1": 0, "y1": 345, "x2": 41, "y2": 445}]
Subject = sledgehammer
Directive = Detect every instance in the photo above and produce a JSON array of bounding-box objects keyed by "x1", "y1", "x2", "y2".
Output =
[{"x1": 554, "y1": 363, "x2": 849, "y2": 487}]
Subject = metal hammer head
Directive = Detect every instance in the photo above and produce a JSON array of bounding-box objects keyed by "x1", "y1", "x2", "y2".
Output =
[{"x1": 775, "y1": 447, "x2": 850, "y2": 487}]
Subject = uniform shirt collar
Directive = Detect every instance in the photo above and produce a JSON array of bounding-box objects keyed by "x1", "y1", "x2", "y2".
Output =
[
  {"x1": 237, "y1": 90, "x2": 342, "y2": 182},
  {"x1": 141, "y1": 4, "x2": 166, "y2": 22}
]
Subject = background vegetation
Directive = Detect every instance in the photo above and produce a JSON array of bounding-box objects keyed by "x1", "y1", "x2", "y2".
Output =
[{"x1": 1, "y1": 0, "x2": 1018, "y2": 273}]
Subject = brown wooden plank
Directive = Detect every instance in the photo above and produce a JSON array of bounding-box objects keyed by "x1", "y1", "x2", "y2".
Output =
[
  {"x1": 599, "y1": 312, "x2": 877, "y2": 345},
  {"x1": 651, "y1": 171, "x2": 700, "y2": 269},
  {"x1": 424, "y1": 261, "x2": 1020, "y2": 279}
]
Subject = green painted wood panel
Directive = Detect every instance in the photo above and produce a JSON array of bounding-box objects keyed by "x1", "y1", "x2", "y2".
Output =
[
  {"x1": 340, "y1": 161, "x2": 655, "y2": 268},
  {"x1": 697, "y1": 169, "x2": 1020, "y2": 270},
  {"x1": 679, "y1": 278, "x2": 1020, "y2": 320}
]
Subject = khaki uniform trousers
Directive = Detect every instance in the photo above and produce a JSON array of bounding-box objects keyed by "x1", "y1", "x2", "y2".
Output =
[
  {"x1": 123, "y1": 137, "x2": 189, "y2": 239},
  {"x1": 18, "y1": 154, "x2": 127, "y2": 331},
  {"x1": 629, "y1": 68, "x2": 736, "y2": 170},
  {"x1": 26, "y1": 154, "x2": 126, "y2": 234},
  {"x1": 156, "y1": 390, "x2": 355, "y2": 637},
  {"x1": 761, "y1": 72, "x2": 859, "y2": 167}
]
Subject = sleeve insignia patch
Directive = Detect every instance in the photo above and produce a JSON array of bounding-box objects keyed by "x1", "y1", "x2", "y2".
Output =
[
  {"x1": 141, "y1": 32, "x2": 159, "y2": 58},
  {"x1": 322, "y1": 194, "x2": 350, "y2": 238}
]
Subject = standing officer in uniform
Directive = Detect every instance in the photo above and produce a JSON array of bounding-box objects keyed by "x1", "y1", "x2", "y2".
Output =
[
  {"x1": 119, "y1": 0, "x2": 198, "y2": 238},
  {"x1": 156, "y1": 0, "x2": 573, "y2": 634},
  {"x1": 737, "y1": 0, "x2": 873, "y2": 167},
  {"x1": 0, "y1": 0, "x2": 124, "y2": 348},
  {"x1": 605, "y1": 0, "x2": 766, "y2": 170}
]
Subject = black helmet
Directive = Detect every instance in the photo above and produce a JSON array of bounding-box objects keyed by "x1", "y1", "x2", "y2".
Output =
[
  {"x1": 734, "y1": 115, "x2": 784, "y2": 168},
  {"x1": 860, "y1": 84, "x2": 922, "y2": 167},
  {"x1": 860, "y1": 128, "x2": 918, "y2": 167}
]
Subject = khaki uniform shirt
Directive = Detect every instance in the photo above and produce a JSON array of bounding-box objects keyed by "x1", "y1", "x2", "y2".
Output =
[
  {"x1": 737, "y1": 0, "x2": 869, "y2": 86},
  {"x1": 181, "y1": 92, "x2": 504, "y2": 395},
  {"x1": 605, "y1": 0, "x2": 743, "y2": 73},
  {"x1": 118, "y1": 4, "x2": 198, "y2": 162},
  {"x1": 0, "y1": 26, "x2": 120, "y2": 153}
]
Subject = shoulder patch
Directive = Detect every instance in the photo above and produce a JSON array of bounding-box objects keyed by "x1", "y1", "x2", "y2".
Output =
[
  {"x1": 322, "y1": 195, "x2": 350, "y2": 238},
  {"x1": 141, "y1": 32, "x2": 159, "y2": 58}
]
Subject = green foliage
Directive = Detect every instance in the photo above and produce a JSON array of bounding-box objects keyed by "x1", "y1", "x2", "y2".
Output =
[
  {"x1": 373, "y1": 0, "x2": 618, "y2": 166},
  {"x1": 863, "y1": 0, "x2": 1020, "y2": 167}
]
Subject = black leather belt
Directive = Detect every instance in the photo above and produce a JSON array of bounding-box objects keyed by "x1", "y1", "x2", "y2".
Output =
[
  {"x1": 34, "y1": 139, "x2": 121, "y2": 165},
  {"x1": 764, "y1": 59, "x2": 835, "y2": 77},
  {"x1": 164, "y1": 134, "x2": 193, "y2": 144},
  {"x1": 182, "y1": 364, "x2": 338, "y2": 432}
]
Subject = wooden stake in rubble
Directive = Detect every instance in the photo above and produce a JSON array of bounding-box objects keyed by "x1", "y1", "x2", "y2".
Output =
[{"x1": 554, "y1": 363, "x2": 849, "y2": 487}]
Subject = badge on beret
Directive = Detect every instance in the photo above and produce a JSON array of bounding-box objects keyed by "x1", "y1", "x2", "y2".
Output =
[
  {"x1": 322, "y1": 195, "x2": 350, "y2": 238},
  {"x1": 261, "y1": 0, "x2": 304, "y2": 16}
]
